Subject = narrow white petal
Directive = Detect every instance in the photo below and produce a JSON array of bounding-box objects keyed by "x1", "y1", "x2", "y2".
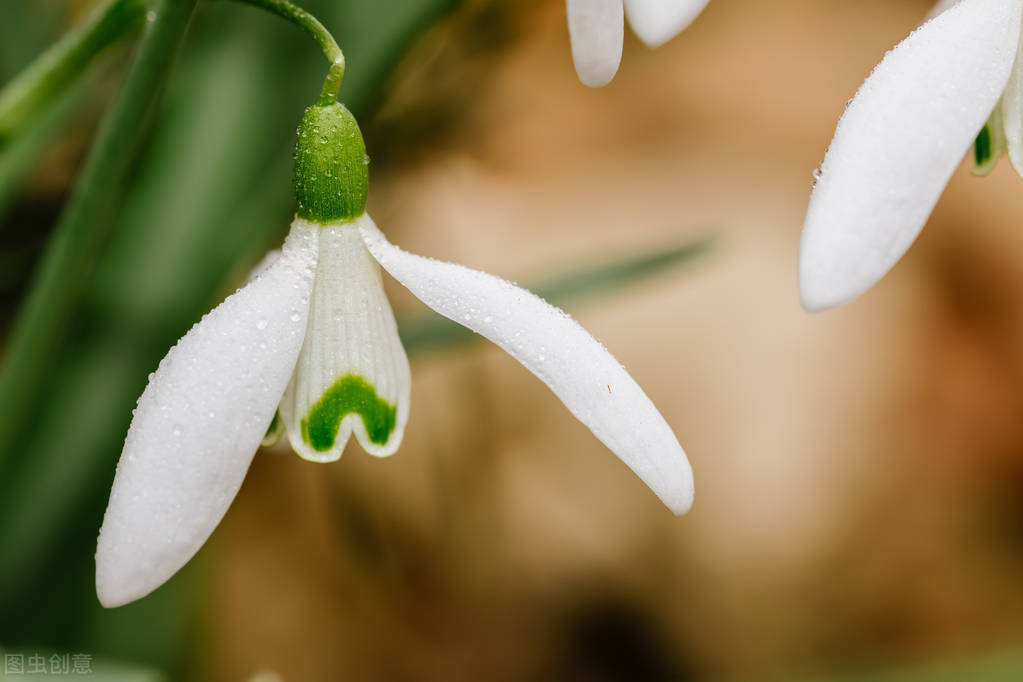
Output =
[
  {"x1": 280, "y1": 218, "x2": 410, "y2": 461},
  {"x1": 360, "y1": 217, "x2": 693, "y2": 515},
  {"x1": 799, "y1": 0, "x2": 1021, "y2": 312},
  {"x1": 567, "y1": 0, "x2": 624, "y2": 87},
  {"x1": 625, "y1": 0, "x2": 708, "y2": 48},
  {"x1": 1001, "y1": 32, "x2": 1023, "y2": 176},
  {"x1": 95, "y1": 220, "x2": 319, "y2": 608}
]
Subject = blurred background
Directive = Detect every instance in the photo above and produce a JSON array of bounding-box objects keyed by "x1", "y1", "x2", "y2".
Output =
[{"x1": 4, "y1": 0, "x2": 1023, "y2": 680}]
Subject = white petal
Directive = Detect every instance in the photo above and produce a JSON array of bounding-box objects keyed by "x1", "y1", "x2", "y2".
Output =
[
  {"x1": 95, "y1": 220, "x2": 319, "y2": 608},
  {"x1": 280, "y1": 219, "x2": 410, "y2": 461},
  {"x1": 360, "y1": 216, "x2": 693, "y2": 515},
  {"x1": 1000, "y1": 30, "x2": 1023, "y2": 176},
  {"x1": 246, "y1": 248, "x2": 281, "y2": 283},
  {"x1": 567, "y1": 0, "x2": 624, "y2": 87},
  {"x1": 625, "y1": 0, "x2": 708, "y2": 48},
  {"x1": 799, "y1": 0, "x2": 1021, "y2": 312}
]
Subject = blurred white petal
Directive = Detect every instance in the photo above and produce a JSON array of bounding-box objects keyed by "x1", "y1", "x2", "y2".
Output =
[
  {"x1": 360, "y1": 216, "x2": 693, "y2": 515},
  {"x1": 95, "y1": 220, "x2": 319, "y2": 608},
  {"x1": 625, "y1": 0, "x2": 708, "y2": 48},
  {"x1": 567, "y1": 0, "x2": 624, "y2": 87},
  {"x1": 799, "y1": 0, "x2": 1021, "y2": 312},
  {"x1": 280, "y1": 219, "x2": 410, "y2": 461}
]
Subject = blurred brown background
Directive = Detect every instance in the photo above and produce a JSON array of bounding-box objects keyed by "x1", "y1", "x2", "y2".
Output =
[{"x1": 189, "y1": 0, "x2": 1023, "y2": 679}]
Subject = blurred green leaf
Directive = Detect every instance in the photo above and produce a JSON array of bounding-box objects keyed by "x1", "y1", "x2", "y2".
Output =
[
  {"x1": 0, "y1": 0, "x2": 460, "y2": 671},
  {"x1": 0, "y1": 0, "x2": 143, "y2": 144},
  {"x1": 0, "y1": 0, "x2": 198, "y2": 476},
  {"x1": 399, "y1": 235, "x2": 713, "y2": 355},
  {"x1": 0, "y1": 79, "x2": 78, "y2": 217}
]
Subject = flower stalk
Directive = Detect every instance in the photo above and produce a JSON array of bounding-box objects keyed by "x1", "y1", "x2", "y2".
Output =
[{"x1": 221, "y1": 0, "x2": 345, "y2": 103}]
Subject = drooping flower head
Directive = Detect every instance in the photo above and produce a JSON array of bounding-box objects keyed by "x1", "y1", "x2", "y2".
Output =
[
  {"x1": 799, "y1": 0, "x2": 1023, "y2": 311},
  {"x1": 566, "y1": 0, "x2": 710, "y2": 87},
  {"x1": 95, "y1": 98, "x2": 694, "y2": 606}
]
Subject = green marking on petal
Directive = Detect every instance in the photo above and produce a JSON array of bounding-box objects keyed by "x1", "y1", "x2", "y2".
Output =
[
  {"x1": 300, "y1": 374, "x2": 396, "y2": 451},
  {"x1": 975, "y1": 124, "x2": 993, "y2": 167}
]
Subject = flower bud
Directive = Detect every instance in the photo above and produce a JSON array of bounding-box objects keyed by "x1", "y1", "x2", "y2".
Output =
[{"x1": 293, "y1": 102, "x2": 368, "y2": 223}]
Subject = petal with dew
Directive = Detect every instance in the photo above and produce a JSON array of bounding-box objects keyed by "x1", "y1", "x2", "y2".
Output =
[
  {"x1": 566, "y1": 0, "x2": 624, "y2": 87},
  {"x1": 625, "y1": 0, "x2": 709, "y2": 48},
  {"x1": 95, "y1": 220, "x2": 319, "y2": 608},
  {"x1": 360, "y1": 216, "x2": 693, "y2": 515},
  {"x1": 280, "y1": 219, "x2": 410, "y2": 461},
  {"x1": 799, "y1": 0, "x2": 1021, "y2": 312}
]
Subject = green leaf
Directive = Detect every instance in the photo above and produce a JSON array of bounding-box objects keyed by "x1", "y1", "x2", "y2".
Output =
[
  {"x1": 0, "y1": 0, "x2": 461, "y2": 669},
  {"x1": 0, "y1": 0, "x2": 198, "y2": 479},
  {"x1": 0, "y1": 0, "x2": 144, "y2": 145}
]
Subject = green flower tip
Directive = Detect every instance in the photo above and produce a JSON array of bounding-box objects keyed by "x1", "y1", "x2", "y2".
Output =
[{"x1": 293, "y1": 102, "x2": 368, "y2": 223}]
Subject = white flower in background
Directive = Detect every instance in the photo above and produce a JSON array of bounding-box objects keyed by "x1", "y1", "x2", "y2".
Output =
[
  {"x1": 799, "y1": 0, "x2": 1023, "y2": 312},
  {"x1": 95, "y1": 102, "x2": 695, "y2": 608},
  {"x1": 566, "y1": 0, "x2": 710, "y2": 87}
]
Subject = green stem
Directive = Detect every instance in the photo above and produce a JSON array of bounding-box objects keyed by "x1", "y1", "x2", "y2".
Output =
[
  {"x1": 221, "y1": 0, "x2": 345, "y2": 104},
  {"x1": 0, "y1": 0, "x2": 198, "y2": 468},
  {"x1": 0, "y1": 0, "x2": 147, "y2": 144}
]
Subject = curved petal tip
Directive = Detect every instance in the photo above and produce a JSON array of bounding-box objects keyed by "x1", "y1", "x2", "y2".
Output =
[
  {"x1": 359, "y1": 216, "x2": 694, "y2": 515},
  {"x1": 95, "y1": 221, "x2": 319, "y2": 607},
  {"x1": 567, "y1": 0, "x2": 624, "y2": 87},
  {"x1": 799, "y1": 0, "x2": 1021, "y2": 311},
  {"x1": 625, "y1": 0, "x2": 709, "y2": 48}
]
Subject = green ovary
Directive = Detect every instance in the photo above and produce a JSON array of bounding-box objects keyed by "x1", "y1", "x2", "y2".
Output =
[{"x1": 300, "y1": 374, "x2": 396, "y2": 451}]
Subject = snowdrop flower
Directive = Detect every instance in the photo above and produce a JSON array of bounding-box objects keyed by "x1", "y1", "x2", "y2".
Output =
[
  {"x1": 95, "y1": 101, "x2": 694, "y2": 608},
  {"x1": 799, "y1": 0, "x2": 1023, "y2": 311},
  {"x1": 566, "y1": 0, "x2": 710, "y2": 87}
]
